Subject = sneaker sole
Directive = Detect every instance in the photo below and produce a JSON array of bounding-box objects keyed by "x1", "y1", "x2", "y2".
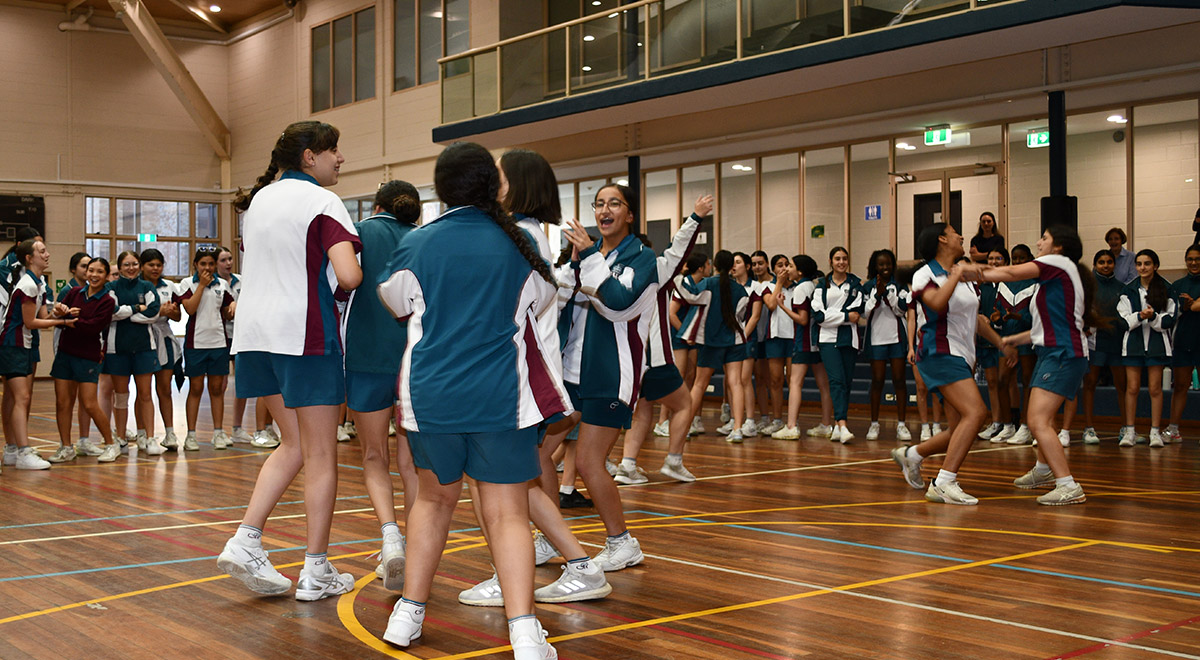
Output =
[
  {"x1": 295, "y1": 582, "x2": 353, "y2": 601},
  {"x1": 599, "y1": 552, "x2": 644, "y2": 572},
  {"x1": 458, "y1": 594, "x2": 504, "y2": 607},
  {"x1": 382, "y1": 555, "x2": 405, "y2": 592},
  {"x1": 1038, "y1": 495, "x2": 1086, "y2": 506},
  {"x1": 1014, "y1": 480, "x2": 1055, "y2": 490},
  {"x1": 613, "y1": 477, "x2": 648, "y2": 485},
  {"x1": 660, "y1": 467, "x2": 696, "y2": 482},
  {"x1": 534, "y1": 582, "x2": 613, "y2": 603},
  {"x1": 382, "y1": 626, "x2": 422, "y2": 647},
  {"x1": 217, "y1": 556, "x2": 292, "y2": 596}
]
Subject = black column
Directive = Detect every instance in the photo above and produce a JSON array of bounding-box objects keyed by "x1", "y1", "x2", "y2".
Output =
[
  {"x1": 1041, "y1": 90, "x2": 1077, "y2": 230},
  {"x1": 627, "y1": 154, "x2": 641, "y2": 232}
]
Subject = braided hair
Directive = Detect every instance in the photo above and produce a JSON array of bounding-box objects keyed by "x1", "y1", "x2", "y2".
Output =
[
  {"x1": 234, "y1": 121, "x2": 341, "y2": 212},
  {"x1": 375, "y1": 180, "x2": 421, "y2": 224},
  {"x1": 434, "y1": 142, "x2": 555, "y2": 285}
]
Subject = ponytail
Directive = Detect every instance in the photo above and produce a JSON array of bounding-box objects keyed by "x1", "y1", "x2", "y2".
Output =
[
  {"x1": 234, "y1": 120, "x2": 340, "y2": 212},
  {"x1": 714, "y1": 250, "x2": 739, "y2": 335}
]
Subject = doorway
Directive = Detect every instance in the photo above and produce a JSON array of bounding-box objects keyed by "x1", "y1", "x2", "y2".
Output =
[
  {"x1": 912, "y1": 191, "x2": 961, "y2": 257},
  {"x1": 894, "y1": 163, "x2": 1001, "y2": 261}
]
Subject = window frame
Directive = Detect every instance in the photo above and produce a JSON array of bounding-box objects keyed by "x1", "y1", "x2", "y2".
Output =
[
  {"x1": 85, "y1": 196, "x2": 223, "y2": 280},
  {"x1": 393, "y1": 0, "x2": 471, "y2": 94},
  {"x1": 311, "y1": 5, "x2": 377, "y2": 113}
]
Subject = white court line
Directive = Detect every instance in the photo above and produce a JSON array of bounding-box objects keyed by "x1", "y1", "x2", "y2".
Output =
[{"x1": 578, "y1": 542, "x2": 1200, "y2": 659}]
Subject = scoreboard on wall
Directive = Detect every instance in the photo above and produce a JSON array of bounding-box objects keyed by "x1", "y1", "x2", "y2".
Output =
[{"x1": 0, "y1": 195, "x2": 46, "y2": 241}]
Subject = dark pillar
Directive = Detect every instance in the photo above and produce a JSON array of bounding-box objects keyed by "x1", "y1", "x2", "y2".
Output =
[
  {"x1": 1041, "y1": 90, "x2": 1078, "y2": 230},
  {"x1": 627, "y1": 154, "x2": 641, "y2": 231}
]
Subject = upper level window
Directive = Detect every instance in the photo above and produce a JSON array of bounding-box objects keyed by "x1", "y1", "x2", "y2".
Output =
[
  {"x1": 312, "y1": 7, "x2": 376, "y2": 113},
  {"x1": 394, "y1": 0, "x2": 470, "y2": 91}
]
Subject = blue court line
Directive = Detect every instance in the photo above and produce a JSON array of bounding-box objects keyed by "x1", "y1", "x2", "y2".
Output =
[
  {"x1": 629, "y1": 510, "x2": 1200, "y2": 600},
  {"x1": 0, "y1": 514, "x2": 600, "y2": 583}
]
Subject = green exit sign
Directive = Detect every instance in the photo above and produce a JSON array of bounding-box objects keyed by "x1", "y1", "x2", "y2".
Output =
[
  {"x1": 924, "y1": 128, "x2": 952, "y2": 146},
  {"x1": 137, "y1": 233, "x2": 157, "y2": 241},
  {"x1": 1026, "y1": 131, "x2": 1050, "y2": 148}
]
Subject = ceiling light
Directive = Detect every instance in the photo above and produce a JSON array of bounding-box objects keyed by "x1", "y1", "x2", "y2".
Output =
[
  {"x1": 896, "y1": 142, "x2": 910, "y2": 149},
  {"x1": 583, "y1": 35, "x2": 594, "y2": 41},
  {"x1": 608, "y1": 12, "x2": 618, "y2": 18},
  {"x1": 905, "y1": 145, "x2": 916, "y2": 150},
  {"x1": 1107, "y1": 114, "x2": 1127, "y2": 124},
  {"x1": 431, "y1": 10, "x2": 443, "y2": 18},
  {"x1": 208, "y1": 4, "x2": 221, "y2": 12},
  {"x1": 581, "y1": 65, "x2": 592, "y2": 72},
  {"x1": 637, "y1": 42, "x2": 643, "y2": 46},
  {"x1": 1188, "y1": 178, "x2": 1195, "y2": 183},
  {"x1": 592, "y1": 0, "x2": 602, "y2": 4},
  {"x1": 617, "y1": 179, "x2": 628, "y2": 186}
]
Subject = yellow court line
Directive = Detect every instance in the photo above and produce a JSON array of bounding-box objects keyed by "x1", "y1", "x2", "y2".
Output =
[
  {"x1": 427, "y1": 541, "x2": 1099, "y2": 659},
  {"x1": 43, "y1": 452, "x2": 266, "y2": 469}
]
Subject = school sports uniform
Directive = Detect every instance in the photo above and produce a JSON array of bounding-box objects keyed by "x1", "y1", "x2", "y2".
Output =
[
  {"x1": 145, "y1": 277, "x2": 180, "y2": 371},
  {"x1": 975, "y1": 282, "x2": 1000, "y2": 369},
  {"x1": 233, "y1": 170, "x2": 361, "y2": 408},
  {"x1": 176, "y1": 275, "x2": 235, "y2": 377},
  {"x1": 220, "y1": 272, "x2": 241, "y2": 355},
  {"x1": 513, "y1": 215, "x2": 573, "y2": 421},
  {"x1": 1117, "y1": 276, "x2": 1177, "y2": 367},
  {"x1": 1170, "y1": 272, "x2": 1200, "y2": 368},
  {"x1": 557, "y1": 234, "x2": 659, "y2": 428},
  {"x1": 671, "y1": 275, "x2": 700, "y2": 350},
  {"x1": 747, "y1": 279, "x2": 768, "y2": 360},
  {"x1": 678, "y1": 273, "x2": 750, "y2": 371},
  {"x1": 789, "y1": 279, "x2": 819, "y2": 365},
  {"x1": 861, "y1": 276, "x2": 908, "y2": 361},
  {"x1": 0, "y1": 270, "x2": 48, "y2": 378},
  {"x1": 812, "y1": 273, "x2": 864, "y2": 420},
  {"x1": 52, "y1": 277, "x2": 81, "y2": 353},
  {"x1": 51, "y1": 284, "x2": 116, "y2": 384},
  {"x1": 378, "y1": 205, "x2": 562, "y2": 484},
  {"x1": 1027, "y1": 254, "x2": 1090, "y2": 399},
  {"x1": 764, "y1": 280, "x2": 795, "y2": 360},
  {"x1": 1090, "y1": 272, "x2": 1125, "y2": 368},
  {"x1": 344, "y1": 211, "x2": 419, "y2": 413},
  {"x1": 995, "y1": 279, "x2": 1036, "y2": 357},
  {"x1": 910, "y1": 260, "x2": 979, "y2": 395},
  {"x1": 639, "y1": 215, "x2": 702, "y2": 401},
  {"x1": 102, "y1": 275, "x2": 161, "y2": 376}
]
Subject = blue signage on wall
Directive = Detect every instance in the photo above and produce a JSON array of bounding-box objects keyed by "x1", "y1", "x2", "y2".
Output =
[{"x1": 865, "y1": 205, "x2": 882, "y2": 221}]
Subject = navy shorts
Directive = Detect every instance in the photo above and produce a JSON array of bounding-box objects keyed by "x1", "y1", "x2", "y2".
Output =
[
  {"x1": 640, "y1": 364, "x2": 684, "y2": 402},
  {"x1": 1031, "y1": 346, "x2": 1089, "y2": 400},
  {"x1": 670, "y1": 334, "x2": 690, "y2": 351},
  {"x1": 792, "y1": 344, "x2": 819, "y2": 365},
  {"x1": 976, "y1": 345, "x2": 999, "y2": 370},
  {"x1": 1123, "y1": 355, "x2": 1171, "y2": 368},
  {"x1": 1171, "y1": 349, "x2": 1200, "y2": 368},
  {"x1": 101, "y1": 350, "x2": 158, "y2": 376},
  {"x1": 0, "y1": 346, "x2": 36, "y2": 379},
  {"x1": 697, "y1": 344, "x2": 747, "y2": 370},
  {"x1": 764, "y1": 338, "x2": 792, "y2": 360},
  {"x1": 346, "y1": 370, "x2": 397, "y2": 413},
  {"x1": 1090, "y1": 349, "x2": 1123, "y2": 368},
  {"x1": 159, "y1": 340, "x2": 176, "y2": 370},
  {"x1": 865, "y1": 342, "x2": 907, "y2": 361},
  {"x1": 565, "y1": 382, "x2": 632, "y2": 429},
  {"x1": 916, "y1": 353, "x2": 974, "y2": 399},
  {"x1": 408, "y1": 426, "x2": 541, "y2": 485},
  {"x1": 235, "y1": 351, "x2": 345, "y2": 408},
  {"x1": 184, "y1": 347, "x2": 231, "y2": 377},
  {"x1": 50, "y1": 352, "x2": 101, "y2": 384}
]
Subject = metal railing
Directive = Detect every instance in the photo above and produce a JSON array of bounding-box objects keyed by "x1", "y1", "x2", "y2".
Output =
[{"x1": 438, "y1": 0, "x2": 1016, "y2": 124}]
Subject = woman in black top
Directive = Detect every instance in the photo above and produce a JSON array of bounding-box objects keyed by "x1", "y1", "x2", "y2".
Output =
[{"x1": 968, "y1": 211, "x2": 1004, "y2": 263}]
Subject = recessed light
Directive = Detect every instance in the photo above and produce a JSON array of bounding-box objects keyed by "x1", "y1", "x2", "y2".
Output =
[
  {"x1": 896, "y1": 142, "x2": 910, "y2": 149},
  {"x1": 581, "y1": 65, "x2": 592, "y2": 72},
  {"x1": 637, "y1": 42, "x2": 643, "y2": 47},
  {"x1": 617, "y1": 179, "x2": 628, "y2": 186},
  {"x1": 1187, "y1": 178, "x2": 1195, "y2": 183},
  {"x1": 592, "y1": 0, "x2": 601, "y2": 5},
  {"x1": 583, "y1": 35, "x2": 594, "y2": 41},
  {"x1": 208, "y1": 4, "x2": 221, "y2": 12},
  {"x1": 608, "y1": 12, "x2": 618, "y2": 18},
  {"x1": 1107, "y1": 114, "x2": 1127, "y2": 124}
]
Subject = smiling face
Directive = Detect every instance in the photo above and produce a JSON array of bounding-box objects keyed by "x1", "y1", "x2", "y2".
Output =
[
  {"x1": 1135, "y1": 254, "x2": 1157, "y2": 280},
  {"x1": 1035, "y1": 230, "x2": 1062, "y2": 258},
  {"x1": 1106, "y1": 231, "x2": 1124, "y2": 252},
  {"x1": 978, "y1": 213, "x2": 996, "y2": 236},
  {"x1": 119, "y1": 254, "x2": 139, "y2": 279},
  {"x1": 593, "y1": 186, "x2": 633, "y2": 242},
  {"x1": 306, "y1": 145, "x2": 344, "y2": 187},
  {"x1": 874, "y1": 253, "x2": 894, "y2": 280},
  {"x1": 1011, "y1": 247, "x2": 1031, "y2": 266},
  {"x1": 28, "y1": 241, "x2": 49, "y2": 272},
  {"x1": 1187, "y1": 249, "x2": 1200, "y2": 276},
  {"x1": 987, "y1": 250, "x2": 1007, "y2": 268},
  {"x1": 86, "y1": 260, "x2": 109, "y2": 288},
  {"x1": 141, "y1": 258, "x2": 163, "y2": 283},
  {"x1": 830, "y1": 249, "x2": 849, "y2": 275},
  {"x1": 1094, "y1": 252, "x2": 1115, "y2": 277}
]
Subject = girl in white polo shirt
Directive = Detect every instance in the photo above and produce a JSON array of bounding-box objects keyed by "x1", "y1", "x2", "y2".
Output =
[
  {"x1": 216, "y1": 120, "x2": 362, "y2": 602},
  {"x1": 177, "y1": 248, "x2": 235, "y2": 450},
  {"x1": 139, "y1": 249, "x2": 182, "y2": 451}
]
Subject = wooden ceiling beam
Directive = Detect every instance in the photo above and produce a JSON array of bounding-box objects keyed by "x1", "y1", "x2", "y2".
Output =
[
  {"x1": 166, "y1": 0, "x2": 228, "y2": 34},
  {"x1": 108, "y1": 0, "x2": 231, "y2": 160}
]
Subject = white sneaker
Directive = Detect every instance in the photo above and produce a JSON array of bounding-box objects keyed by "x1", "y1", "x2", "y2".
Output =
[
  {"x1": 294, "y1": 560, "x2": 353, "y2": 601},
  {"x1": 134, "y1": 431, "x2": 148, "y2": 452},
  {"x1": 383, "y1": 599, "x2": 424, "y2": 647},
  {"x1": 534, "y1": 560, "x2": 612, "y2": 603},
  {"x1": 1013, "y1": 467, "x2": 1055, "y2": 489},
  {"x1": 865, "y1": 422, "x2": 881, "y2": 441},
  {"x1": 932, "y1": 423, "x2": 943, "y2": 437},
  {"x1": 1165, "y1": 425, "x2": 1182, "y2": 443},
  {"x1": 1082, "y1": 428, "x2": 1099, "y2": 445},
  {"x1": 837, "y1": 425, "x2": 853, "y2": 444},
  {"x1": 2, "y1": 445, "x2": 17, "y2": 465},
  {"x1": 47, "y1": 445, "x2": 77, "y2": 463},
  {"x1": 660, "y1": 460, "x2": 696, "y2": 482},
  {"x1": 652, "y1": 421, "x2": 669, "y2": 437},
  {"x1": 716, "y1": 420, "x2": 734, "y2": 435},
  {"x1": 533, "y1": 531, "x2": 560, "y2": 566},
  {"x1": 266, "y1": 427, "x2": 280, "y2": 442},
  {"x1": 458, "y1": 572, "x2": 503, "y2": 606},
  {"x1": 75, "y1": 439, "x2": 104, "y2": 457},
  {"x1": 613, "y1": 463, "x2": 648, "y2": 485},
  {"x1": 143, "y1": 432, "x2": 166, "y2": 455},
  {"x1": 251, "y1": 430, "x2": 280, "y2": 449},
  {"x1": 216, "y1": 538, "x2": 292, "y2": 595},
  {"x1": 380, "y1": 532, "x2": 406, "y2": 592},
  {"x1": 760, "y1": 419, "x2": 785, "y2": 435},
  {"x1": 1119, "y1": 427, "x2": 1136, "y2": 447},
  {"x1": 604, "y1": 459, "x2": 619, "y2": 476},
  {"x1": 994, "y1": 424, "x2": 1017, "y2": 442},
  {"x1": 807, "y1": 423, "x2": 833, "y2": 438},
  {"x1": 1057, "y1": 430, "x2": 1071, "y2": 447},
  {"x1": 593, "y1": 534, "x2": 644, "y2": 571},
  {"x1": 1007, "y1": 425, "x2": 1033, "y2": 445},
  {"x1": 890, "y1": 446, "x2": 924, "y2": 489},
  {"x1": 726, "y1": 429, "x2": 744, "y2": 444},
  {"x1": 688, "y1": 416, "x2": 705, "y2": 436},
  {"x1": 896, "y1": 422, "x2": 912, "y2": 442},
  {"x1": 343, "y1": 421, "x2": 357, "y2": 438},
  {"x1": 212, "y1": 430, "x2": 231, "y2": 451},
  {"x1": 97, "y1": 444, "x2": 121, "y2": 462},
  {"x1": 15, "y1": 446, "x2": 51, "y2": 470},
  {"x1": 231, "y1": 428, "x2": 254, "y2": 444},
  {"x1": 509, "y1": 617, "x2": 558, "y2": 660},
  {"x1": 1149, "y1": 428, "x2": 1164, "y2": 448},
  {"x1": 336, "y1": 424, "x2": 351, "y2": 442},
  {"x1": 919, "y1": 424, "x2": 932, "y2": 442},
  {"x1": 771, "y1": 425, "x2": 800, "y2": 440},
  {"x1": 1037, "y1": 482, "x2": 1086, "y2": 506},
  {"x1": 978, "y1": 422, "x2": 1002, "y2": 440},
  {"x1": 720, "y1": 403, "x2": 731, "y2": 423},
  {"x1": 925, "y1": 480, "x2": 978, "y2": 505},
  {"x1": 160, "y1": 429, "x2": 179, "y2": 450},
  {"x1": 183, "y1": 431, "x2": 199, "y2": 451},
  {"x1": 741, "y1": 418, "x2": 758, "y2": 437}
]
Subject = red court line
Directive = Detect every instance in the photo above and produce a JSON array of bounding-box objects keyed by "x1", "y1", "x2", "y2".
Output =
[{"x1": 1045, "y1": 612, "x2": 1200, "y2": 659}]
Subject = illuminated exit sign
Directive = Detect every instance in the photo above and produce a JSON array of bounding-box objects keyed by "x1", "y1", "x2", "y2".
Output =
[
  {"x1": 1026, "y1": 131, "x2": 1050, "y2": 148},
  {"x1": 924, "y1": 128, "x2": 952, "y2": 146},
  {"x1": 137, "y1": 233, "x2": 157, "y2": 241}
]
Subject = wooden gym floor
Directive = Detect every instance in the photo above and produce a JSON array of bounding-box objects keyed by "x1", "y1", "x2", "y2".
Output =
[{"x1": 1, "y1": 379, "x2": 1198, "y2": 659}]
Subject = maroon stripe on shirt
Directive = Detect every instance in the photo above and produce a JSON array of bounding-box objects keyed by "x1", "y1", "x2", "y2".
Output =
[
  {"x1": 304, "y1": 214, "x2": 364, "y2": 355},
  {"x1": 522, "y1": 320, "x2": 566, "y2": 419},
  {"x1": 627, "y1": 319, "x2": 645, "y2": 404}
]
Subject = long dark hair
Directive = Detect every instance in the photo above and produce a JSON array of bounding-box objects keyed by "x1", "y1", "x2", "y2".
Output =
[
  {"x1": 793, "y1": 254, "x2": 819, "y2": 280},
  {"x1": 917, "y1": 223, "x2": 947, "y2": 262},
  {"x1": 684, "y1": 252, "x2": 709, "y2": 275},
  {"x1": 234, "y1": 120, "x2": 341, "y2": 212},
  {"x1": 713, "y1": 250, "x2": 740, "y2": 335},
  {"x1": 824, "y1": 246, "x2": 849, "y2": 287},
  {"x1": 435, "y1": 142, "x2": 554, "y2": 284},
  {"x1": 375, "y1": 180, "x2": 422, "y2": 224},
  {"x1": 69, "y1": 251, "x2": 90, "y2": 273},
  {"x1": 866, "y1": 249, "x2": 896, "y2": 282},
  {"x1": 500, "y1": 149, "x2": 562, "y2": 226},
  {"x1": 972, "y1": 211, "x2": 1002, "y2": 242},
  {"x1": 1044, "y1": 224, "x2": 1100, "y2": 329},
  {"x1": 595, "y1": 184, "x2": 651, "y2": 248},
  {"x1": 1135, "y1": 248, "x2": 1168, "y2": 312}
]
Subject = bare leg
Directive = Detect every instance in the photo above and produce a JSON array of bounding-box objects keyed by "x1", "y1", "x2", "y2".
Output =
[
  {"x1": 869, "y1": 360, "x2": 885, "y2": 421},
  {"x1": 785, "y1": 362, "x2": 808, "y2": 428},
  {"x1": 478, "y1": 480, "x2": 536, "y2": 619},
  {"x1": 574, "y1": 424, "x2": 626, "y2": 536},
  {"x1": 208, "y1": 375, "x2": 227, "y2": 431},
  {"x1": 240, "y1": 395, "x2": 304, "y2": 529},
  {"x1": 1146, "y1": 365, "x2": 1164, "y2": 429},
  {"x1": 355, "y1": 407, "x2": 396, "y2": 526},
  {"x1": 154, "y1": 369, "x2": 174, "y2": 430},
  {"x1": 186, "y1": 376, "x2": 205, "y2": 431},
  {"x1": 1170, "y1": 366, "x2": 1193, "y2": 429},
  {"x1": 1028, "y1": 389, "x2": 1072, "y2": 477},
  {"x1": 111, "y1": 375, "x2": 130, "y2": 438},
  {"x1": 77, "y1": 382, "x2": 113, "y2": 445},
  {"x1": 740, "y1": 358, "x2": 756, "y2": 423},
  {"x1": 621, "y1": 397, "x2": 652, "y2": 463},
  {"x1": 891, "y1": 358, "x2": 908, "y2": 423},
  {"x1": 53, "y1": 379, "x2": 77, "y2": 447},
  {"x1": 401, "y1": 470, "x2": 462, "y2": 602},
  {"x1": 812, "y1": 362, "x2": 833, "y2": 426},
  {"x1": 7, "y1": 376, "x2": 34, "y2": 448},
  {"x1": 726, "y1": 361, "x2": 745, "y2": 430},
  {"x1": 984, "y1": 366, "x2": 1002, "y2": 425},
  {"x1": 660, "y1": 385, "x2": 693, "y2": 456},
  {"x1": 768, "y1": 357, "x2": 786, "y2": 420},
  {"x1": 1124, "y1": 366, "x2": 1141, "y2": 428},
  {"x1": 295, "y1": 404, "x2": 341, "y2": 554},
  {"x1": 1080, "y1": 366, "x2": 1099, "y2": 429},
  {"x1": 133, "y1": 373, "x2": 155, "y2": 437}
]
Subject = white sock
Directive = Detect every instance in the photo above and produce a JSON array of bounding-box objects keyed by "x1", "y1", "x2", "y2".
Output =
[
  {"x1": 906, "y1": 445, "x2": 923, "y2": 463},
  {"x1": 935, "y1": 469, "x2": 957, "y2": 486},
  {"x1": 381, "y1": 521, "x2": 400, "y2": 538},
  {"x1": 234, "y1": 524, "x2": 262, "y2": 546},
  {"x1": 1055, "y1": 475, "x2": 1077, "y2": 489},
  {"x1": 559, "y1": 485, "x2": 575, "y2": 495},
  {"x1": 621, "y1": 457, "x2": 636, "y2": 470},
  {"x1": 303, "y1": 552, "x2": 327, "y2": 574},
  {"x1": 1034, "y1": 461, "x2": 1051, "y2": 473}
]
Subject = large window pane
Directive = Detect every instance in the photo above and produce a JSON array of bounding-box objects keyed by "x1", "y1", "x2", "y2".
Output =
[
  {"x1": 681, "y1": 165, "x2": 715, "y2": 248},
  {"x1": 140, "y1": 241, "x2": 191, "y2": 279},
  {"x1": 312, "y1": 23, "x2": 331, "y2": 112},
  {"x1": 645, "y1": 170, "x2": 680, "y2": 258},
  {"x1": 741, "y1": 0, "x2": 843, "y2": 55},
  {"x1": 394, "y1": 0, "x2": 416, "y2": 90},
  {"x1": 720, "y1": 160, "x2": 757, "y2": 254},
  {"x1": 849, "y1": 142, "x2": 889, "y2": 271},
  {"x1": 85, "y1": 238, "x2": 110, "y2": 261},
  {"x1": 86, "y1": 197, "x2": 110, "y2": 234},
  {"x1": 761, "y1": 153, "x2": 799, "y2": 256},
  {"x1": 116, "y1": 199, "x2": 137, "y2": 236},
  {"x1": 1134, "y1": 100, "x2": 1198, "y2": 263},
  {"x1": 419, "y1": 0, "x2": 442, "y2": 85},
  {"x1": 854, "y1": 0, "x2": 967, "y2": 34},
  {"x1": 356, "y1": 8, "x2": 376, "y2": 102},
  {"x1": 553, "y1": 182, "x2": 575, "y2": 255},
  {"x1": 445, "y1": 0, "x2": 469, "y2": 56},
  {"x1": 1068, "y1": 110, "x2": 1127, "y2": 260},
  {"x1": 804, "y1": 147, "x2": 844, "y2": 264},
  {"x1": 333, "y1": 15, "x2": 354, "y2": 107},
  {"x1": 196, "y1": 203, "x2": 218, "y2": 239},
  {"x1": 577, "y1": 178, "x2": 608, "y2": 238}
]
